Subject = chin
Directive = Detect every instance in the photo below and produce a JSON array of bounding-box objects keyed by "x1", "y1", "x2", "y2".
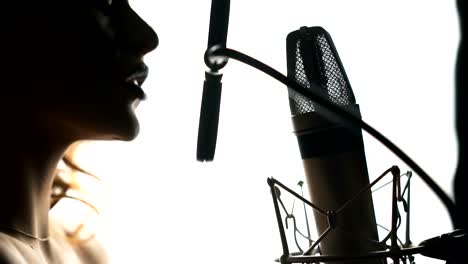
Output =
[
  {"x1": 83, "y1": 104, "x2": 141, "y2": 142},
  {"x1": 108, "y1": 109, "x2": 141, "y2": 141},
  {"x1": 109, "y1": 124, "x2": 140, "y2": 141},
  {"x1": 116, "y1": 123, "x2": 140, "y2": 141}
]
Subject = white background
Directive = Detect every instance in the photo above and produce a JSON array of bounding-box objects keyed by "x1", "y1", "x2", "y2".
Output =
[{"x1": 73, "y1": 1, "x2": 460, "y2": 263}]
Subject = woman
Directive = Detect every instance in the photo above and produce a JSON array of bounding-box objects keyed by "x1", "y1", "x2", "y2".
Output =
[{"x1": 0, "y1": 0, "x2": 158, "y2": 263}]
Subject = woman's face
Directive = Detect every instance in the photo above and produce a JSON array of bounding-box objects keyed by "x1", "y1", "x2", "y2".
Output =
[{"x1": 5, "y1": 0, "x2": 158, "y2": 142}]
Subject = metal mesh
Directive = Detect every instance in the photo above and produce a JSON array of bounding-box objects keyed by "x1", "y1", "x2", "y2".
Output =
[{"x1": 287, "y1": 27, "x2": 356, "y2": 116}]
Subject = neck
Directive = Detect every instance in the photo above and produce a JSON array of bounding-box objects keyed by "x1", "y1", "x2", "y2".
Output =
[{"x1": 0, "y1": 131, "x2": 71, "y2": 243}]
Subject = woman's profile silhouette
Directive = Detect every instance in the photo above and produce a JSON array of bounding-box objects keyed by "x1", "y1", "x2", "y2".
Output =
[{"x1": 0, "y1": 1, "x2": 158, "y2": 263}]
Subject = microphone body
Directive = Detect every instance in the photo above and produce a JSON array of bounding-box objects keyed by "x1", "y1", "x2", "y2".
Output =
[
  {"x1": 287, "y1": 27, "x2": 383, "y2": 263},
  {"x1": 292, "y1": 109, "x2": 381, "y2": 262},
  {"x1": 197, "y1": 0, "x2": 231, "y2": 162}
]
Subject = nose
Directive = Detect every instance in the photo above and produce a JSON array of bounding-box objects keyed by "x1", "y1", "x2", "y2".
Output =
[{"x1": 116, "y1": 7, "x2": 159, "y2": 56}]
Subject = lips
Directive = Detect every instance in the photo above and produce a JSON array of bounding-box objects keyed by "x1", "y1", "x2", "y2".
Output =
[
  {"x1": 122, "y1": 80, "x2": 146, "y2": 100},
  {"x1": 122, "y1": 64, "x2": 149, "y2": 100},
  {"x1": 125, "y1": 64, "x2": 148, "y2": 86}
]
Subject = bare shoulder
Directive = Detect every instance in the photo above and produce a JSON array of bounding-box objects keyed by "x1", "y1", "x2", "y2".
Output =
[
  {"x1": 0, "y1": 235, "x2": 15, "y2": 264},
  {"x1": 1, "y1": 226, "x2": 108, "y2": 264},
  {"x1": 0, "y1": 233, "x2": 30, "y2": 264}
]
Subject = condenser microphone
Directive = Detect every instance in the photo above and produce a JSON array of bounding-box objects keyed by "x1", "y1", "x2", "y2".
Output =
[
  {"x1": 196, "y1": 0, "x2": 231, "y2": 162},
  {"x1": 286, "y1": 26, "x2": 383, "y2": 263}
]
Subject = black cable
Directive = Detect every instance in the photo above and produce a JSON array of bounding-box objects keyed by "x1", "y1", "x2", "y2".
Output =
[{"x1": 208, "y1": 46, "x2": 457, "y2": 225}]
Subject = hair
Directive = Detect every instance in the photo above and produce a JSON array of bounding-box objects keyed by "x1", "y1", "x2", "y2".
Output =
[{"x1": 51, "y1": 143, "x2": 102, "y2": 244}]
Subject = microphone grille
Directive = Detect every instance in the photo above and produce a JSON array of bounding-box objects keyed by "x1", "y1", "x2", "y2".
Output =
[{"x1": 286, "y1": 26, "x2": 356, "y2": 116}]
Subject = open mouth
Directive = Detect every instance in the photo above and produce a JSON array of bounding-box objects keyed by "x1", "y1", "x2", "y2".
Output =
[
  {"x1": 122, "y1": 65, "x2": 149, "y2": 100},
  {"x1": 122, "y1": 79, "x2": 146, "y2": 100},
  {"x1": 125, "y1": 68, "x2": 148, "y2": 86}
]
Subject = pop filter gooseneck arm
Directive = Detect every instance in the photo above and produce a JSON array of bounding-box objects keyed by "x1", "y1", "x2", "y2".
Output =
[
  {"x1": 204, "y1": 45, "x2": 458, "y2": 225},
  {"x1": 196, "y1": 0, "x2": 230, "y2": 161}
]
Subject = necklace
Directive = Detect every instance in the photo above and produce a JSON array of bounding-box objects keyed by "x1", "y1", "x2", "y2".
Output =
[{"x1": 0, "y1": 225, "x2": 50, "y2": 242}]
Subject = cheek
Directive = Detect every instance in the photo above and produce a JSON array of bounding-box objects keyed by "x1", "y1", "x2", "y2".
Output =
[
  {"x1": 39, "y1": 36, "x2": 121, "y2": 106},
  {"x1": 38, "y1": 11, "x2": 120, "y2": 86},
  {"x1": 15, "y1": 30, "x2": 116, "y2": 98}
]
